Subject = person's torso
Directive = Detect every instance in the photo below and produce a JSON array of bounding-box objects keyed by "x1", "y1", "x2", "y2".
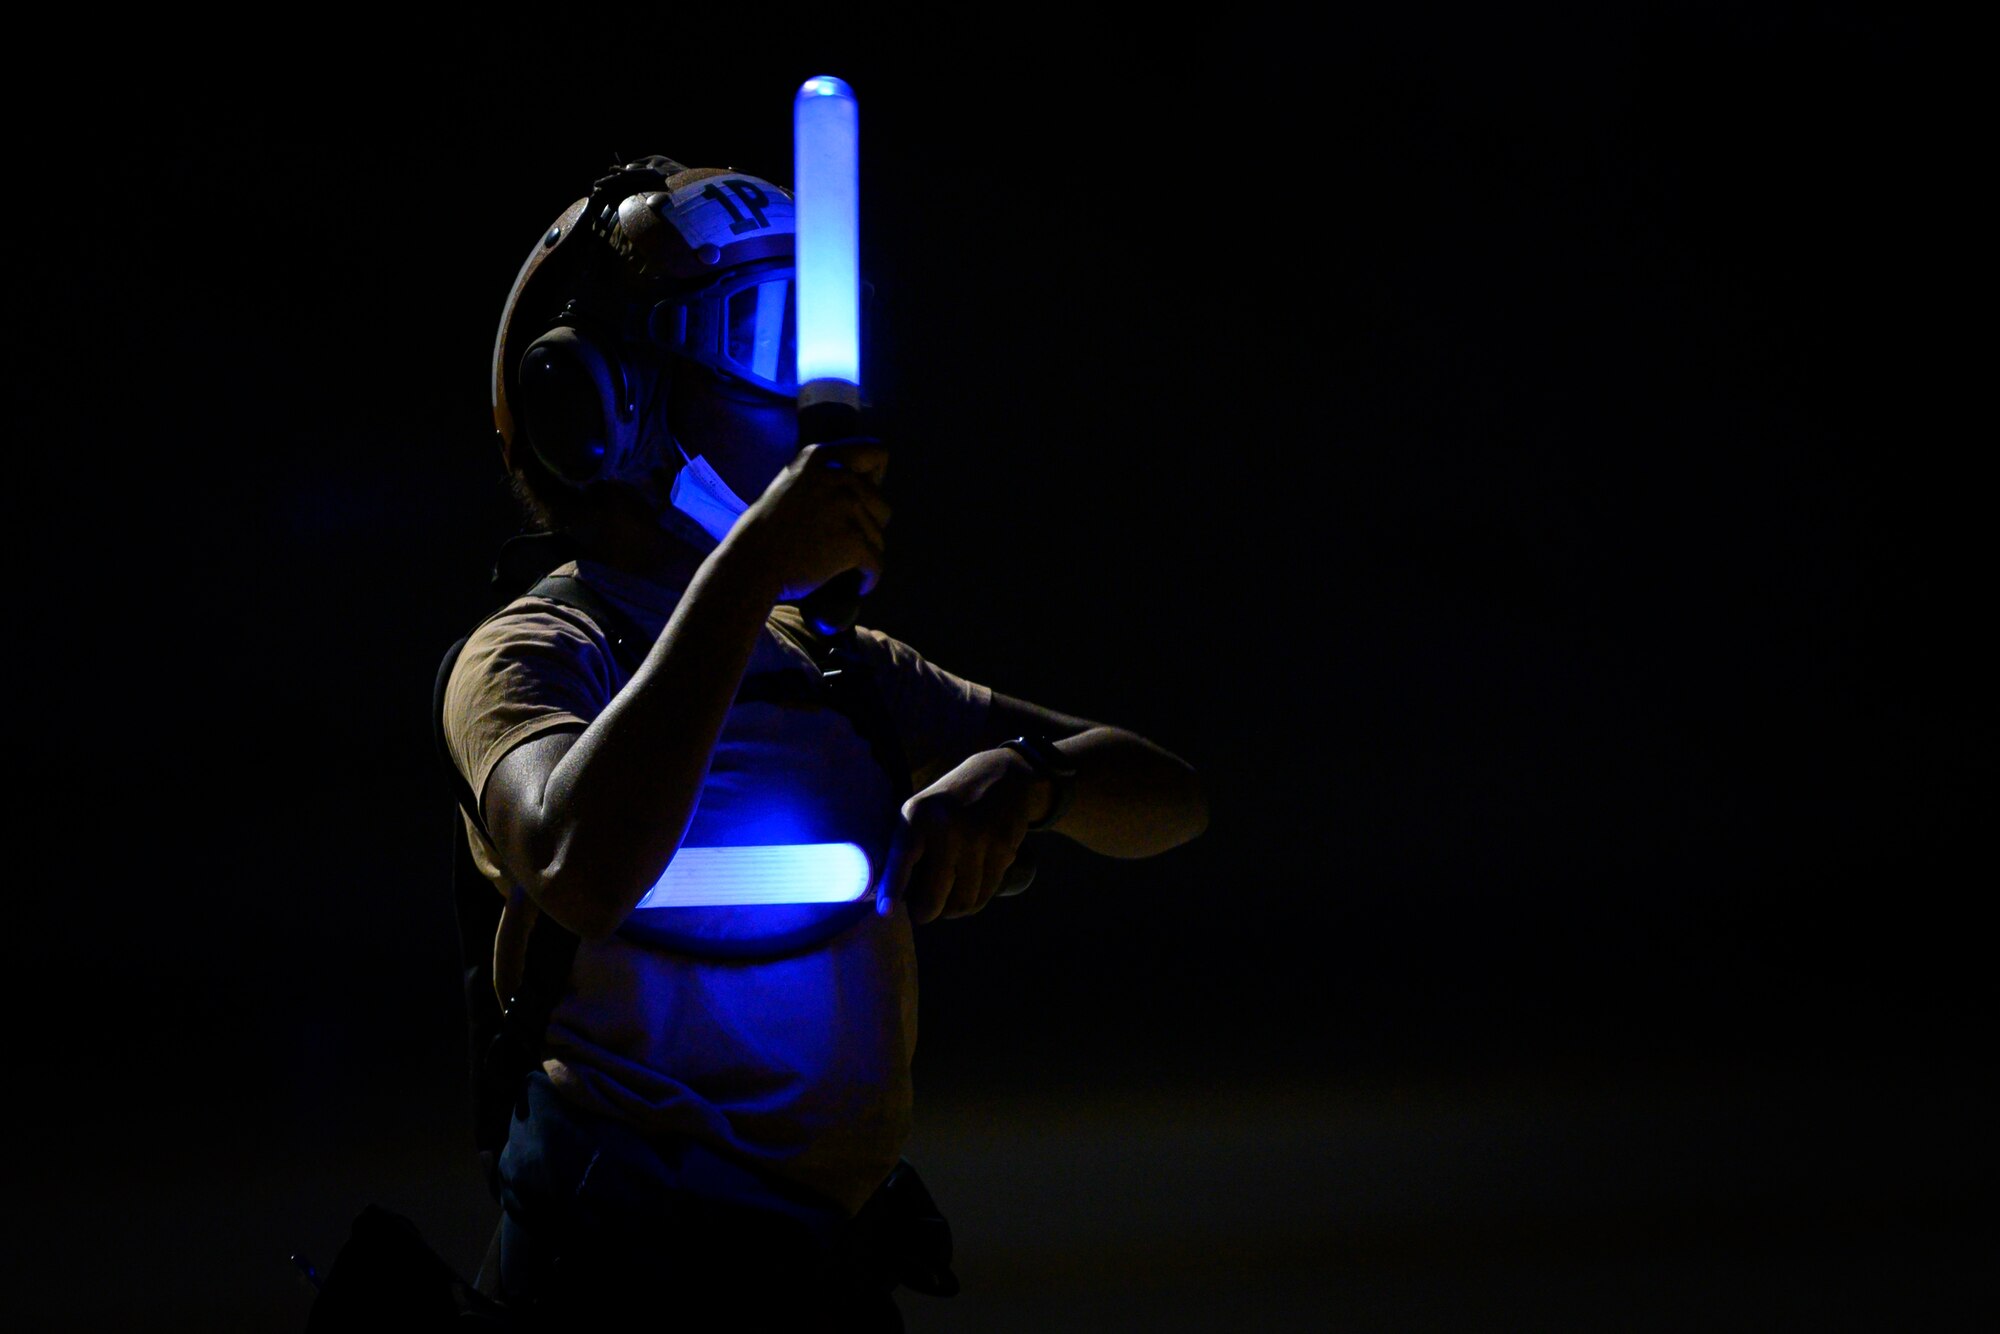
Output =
[{"x1": 492, "y1": 561, "x2": 921, "y2": 1212}]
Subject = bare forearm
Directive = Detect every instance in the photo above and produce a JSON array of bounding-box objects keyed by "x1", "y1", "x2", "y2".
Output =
[
  {"x1": 529, "y1": 538, "x2": 781, "y2": 935},
  {"x1": 1043, "y1": 726, "x2": 1208, "y2": 858}
]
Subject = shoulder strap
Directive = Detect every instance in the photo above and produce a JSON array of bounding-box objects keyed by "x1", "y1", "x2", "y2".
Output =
[
  {"x1": 819, "y1": 631, "x2": 915, "y2": 808},
  {"x1": 525, "y1": 572, "x2": 652, "y2": 678}
]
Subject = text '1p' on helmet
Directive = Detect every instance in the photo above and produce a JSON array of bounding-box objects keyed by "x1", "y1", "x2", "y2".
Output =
[{"x1": 492, "y1": 155, "x2": 798, "y2": 491}]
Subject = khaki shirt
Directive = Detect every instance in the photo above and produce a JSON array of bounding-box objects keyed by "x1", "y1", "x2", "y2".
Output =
[{"x1": 442, "y1": 560, "x2": 991, "y2": 1211}]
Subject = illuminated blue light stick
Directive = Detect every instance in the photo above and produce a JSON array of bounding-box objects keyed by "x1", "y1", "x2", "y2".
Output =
[
  {"x1": 634, "y1": 841, "x2": 872, "y2": 908},
  {"x1": 623, "y1": 81, "x2": 872, "y2": 927},
  {"x1": 796, "y1": 74, "x2": 862, "y2": 408},
  {"x1": 794, "y1": 74, "x2": 868, "y2": 636}
]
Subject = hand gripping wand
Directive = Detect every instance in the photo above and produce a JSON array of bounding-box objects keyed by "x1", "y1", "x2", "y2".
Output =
[{"x1": 793, "y1": 75, "x2": 869, "y2": 638}]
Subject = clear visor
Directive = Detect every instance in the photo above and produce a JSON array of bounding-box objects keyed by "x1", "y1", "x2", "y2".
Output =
[
  {"x1": 668, "y1": 265, "x2": 798, "y2": 398},
  {"x1": 724, "y1": 277, "x2": 796, "y2": 392}
]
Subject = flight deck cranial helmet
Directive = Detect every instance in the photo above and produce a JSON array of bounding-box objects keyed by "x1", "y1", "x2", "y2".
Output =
[{"x1": 492, "y1": 154, "x2": 799, "y2": 498}]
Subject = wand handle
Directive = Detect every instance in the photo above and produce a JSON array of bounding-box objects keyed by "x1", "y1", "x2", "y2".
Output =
[
  {"x1": 797, "y1": 395, "x2": 866, "y2": 637},
  {"x1": 801, "y1": 572, "x2": 865, "y2": 638}
]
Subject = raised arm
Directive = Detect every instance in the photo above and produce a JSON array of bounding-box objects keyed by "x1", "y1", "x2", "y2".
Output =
[{"x1": 480, "y1": 440, "x2": 890, "y2": 940}]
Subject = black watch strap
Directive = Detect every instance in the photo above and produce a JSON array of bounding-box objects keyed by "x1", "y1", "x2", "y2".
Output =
[{"x1": 1001, "y1": 734, "x2": 1077, "y2": 831}]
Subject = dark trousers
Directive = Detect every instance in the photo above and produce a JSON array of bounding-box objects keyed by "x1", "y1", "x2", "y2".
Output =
[{"x1": 493, "y1": 1073, "x2": 904, "y2": 1330}]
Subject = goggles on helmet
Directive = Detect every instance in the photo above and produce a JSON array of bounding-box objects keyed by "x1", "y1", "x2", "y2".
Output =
[{"x1": 652, "y1": 260, "x2": 798, "y2": 399}]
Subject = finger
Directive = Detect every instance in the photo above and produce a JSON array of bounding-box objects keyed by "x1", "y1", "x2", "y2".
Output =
[
  {"x1": 907, "y1": 830, "x2": 959, "y2": 925},
  {"x1": 857, "y1": 479, "x2": 891, "y2": 529},
  {"x1": 879, "y1": 819, "x2": 921, "y2": 917},
  {"x1": 853, "y1": 502, "x2": 887, "y2": 552},
  {"x1": 852, "y1": 511, "x2": 888, "y2": 577},
  {"x1": 982, "y1": 833, "x2": 1021, "y2": 912},
  {"x1": 939, "y1": 845, "x2": 977, "y2": 919},
  {"x1": 946, "y1": 842, "x2": 999, "y2": 919},
  {"x1": 827, "y1": 467, "x2": 890, "y2": 530},
  {"x1": 976, "y1": 843, "x2": 1016, "y2": 914},
  {"x1": 813, "y1": 437, "x2": 889, "y2": 477},
  {"x1": 851, "y1": 523, "x2": 887, "y2": 597},
  {"x1": 996, "y1": 852, "x2": 1036, "y2": 897}
]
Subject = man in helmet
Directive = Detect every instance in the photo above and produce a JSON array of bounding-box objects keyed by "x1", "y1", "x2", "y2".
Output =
[{"x1": 442, "y1": 155, "x2": 1208, "y2": 1325}]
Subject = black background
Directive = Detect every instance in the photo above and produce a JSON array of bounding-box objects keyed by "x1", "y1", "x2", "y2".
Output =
[{"x1": 18, "y1": 5, "x2": 1987, "y2": 1328}]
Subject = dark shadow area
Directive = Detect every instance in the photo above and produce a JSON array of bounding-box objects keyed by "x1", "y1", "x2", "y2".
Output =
[{"x1": 16, "y1": 5, "x2": 1984, "y2": 1329}]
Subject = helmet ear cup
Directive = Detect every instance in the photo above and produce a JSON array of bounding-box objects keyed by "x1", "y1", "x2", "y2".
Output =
[{"x1": 516, "y1": 326, "x2": 638, "y2": 487}]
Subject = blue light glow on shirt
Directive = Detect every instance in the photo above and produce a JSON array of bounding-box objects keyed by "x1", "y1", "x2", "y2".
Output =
[
  {"x1": 794, "y1": 75, "x2": 861, "y2": 390},
  {"x1": 633, "y1": 841, "x2": 871, "y2": 908}
]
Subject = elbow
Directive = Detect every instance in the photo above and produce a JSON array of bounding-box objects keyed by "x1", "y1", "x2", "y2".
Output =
[
  {"x1": 514, "y1": 813, "x2": 691, "y2": 944},
  {"x1": 537, "y1": 884, "x2": 626, "y2": 943},
  {"x1": 491, "y1": 775, "x2": 649, "y2": 943},
  {"x1": 522, "y1": 838, "x2": 640, "y2": 944}
]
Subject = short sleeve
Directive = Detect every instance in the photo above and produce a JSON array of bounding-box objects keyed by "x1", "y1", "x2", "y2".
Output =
[
  {"x1": 847, "y1": 625, "x2": 994, "y2": 791},
  {"x1": 442, "y1": 598, "x2": 621, "y2": 817}
]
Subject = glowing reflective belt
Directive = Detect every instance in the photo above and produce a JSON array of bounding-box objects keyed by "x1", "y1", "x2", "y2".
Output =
[{"x1": 632, "y1": 842, "x2": 871, "y2": 908}]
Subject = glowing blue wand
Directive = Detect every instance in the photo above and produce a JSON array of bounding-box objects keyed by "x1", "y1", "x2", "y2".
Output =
[
  {"x1": 796, "y1": 74, "x2": 862, "y2": 409},
  {"x1": 794, "y1": 74, "x2": 868, "y2": 636}
]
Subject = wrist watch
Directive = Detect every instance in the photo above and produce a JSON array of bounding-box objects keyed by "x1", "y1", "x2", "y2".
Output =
[{"x1": 1001, "y1": 733, "x2": 1077, "y2": 831}]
